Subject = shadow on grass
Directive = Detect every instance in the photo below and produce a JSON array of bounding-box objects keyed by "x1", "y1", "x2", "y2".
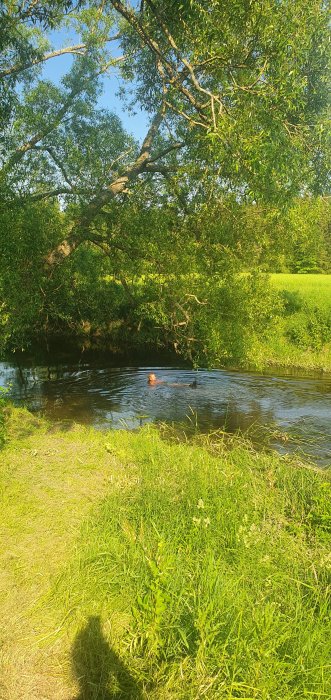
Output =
[{"x1": 72, "y1": 616, "x2": 142, "y2": 700}]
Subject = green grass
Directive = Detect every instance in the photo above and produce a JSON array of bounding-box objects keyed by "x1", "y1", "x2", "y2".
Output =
[
  {"x1": 256, "y1": 274, "x2": 331, "y2": 372},
  {"x1": 0, "y1": 410, "x2": 330, "y2": 699},
  {"x1": 270, "y1": 274, "x2": 331, "y2": 312}
]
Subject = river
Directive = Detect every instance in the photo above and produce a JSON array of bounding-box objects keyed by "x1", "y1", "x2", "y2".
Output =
[{"x1": 1, "y1": 353, "x2": 330, "y2": 467}]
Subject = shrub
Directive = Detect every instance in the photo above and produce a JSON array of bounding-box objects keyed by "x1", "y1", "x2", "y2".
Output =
[{"x1": 280, "y1": 289, "x2": 304, "y2": 315}]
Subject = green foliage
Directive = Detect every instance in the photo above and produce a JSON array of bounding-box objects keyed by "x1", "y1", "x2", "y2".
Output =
[
  {"x1": 1, "y1": 0, "x2": 330, "y2": 201},
  {"x1": 116, "y1": 270, "x2": 282, "y2": 367},
  {"x1": 280, "y1": 290, "x2": 304, "y2": 315},
  {"x1": 277, "y1": 283, "x2": 331, "y2": 352},
  {"x1": 257, "y1": 274, "x2": 331, "y2": 370},
  {"x1": 288, "y1": 198, "x2": 331, "y2": 273},
  {"x1": 1, "y1": 191, "x2": 330, "y2": 369},
  {"x1": 0, "y1": 2, "x2": 330, "y2": 369},
  {"x1": 0, "y1": 199, "x2": 65, "y2": 351},
  {"x1": 0, "y1": 1, "x2": 77, "y2": 123},
  {"x1": 0, "y1": 387, "x2": 8, "y2": 448},
  {"x1": 308, "y1": 481, "x2": 331, "y2": 536},
  {"x1": 248, "y1": 197, "x2": 330, "y2": 274},
  {"x1": 169, "y1": 196, "x2": 331, "y2": 275},
  {"x1": 124, "y1": 0, "x2": 330, "y2": 198},
  {"x1": 286, "y1": 309, "x2": 331, "y2": 352}
]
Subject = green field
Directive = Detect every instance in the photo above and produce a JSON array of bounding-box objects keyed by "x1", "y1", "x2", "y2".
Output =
[
  {"x1": 0, "y1": 409, "x2": 330, "y2": 699},
  {"x1": 270, "y1": 274, "x2": 331, "y2": 311},
  {"x1": 257, "y1": 274, "x2": 331, "y2": 372}
]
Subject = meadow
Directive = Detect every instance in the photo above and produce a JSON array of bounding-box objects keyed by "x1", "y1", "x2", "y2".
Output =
[
  {"x1": 257, "y1": 274, "x2": 331, "y2": 372},
  {"x1": 0, "y1": 408, "x2": 330, "y2": 699},
  {"x1": 270, "y1": 274, "x2": 331, "y2": 311}
]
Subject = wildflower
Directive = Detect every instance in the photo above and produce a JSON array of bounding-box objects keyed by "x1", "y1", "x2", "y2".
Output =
[
  {"x1": 192, "y1": 517, "x2": 201, "y2": 525},
  {"x1": 204, "y1": 517, "x2": 211, "y2": 528},
  {"x1": 197, "y1": 499, "x2": 205, "y2": 509}
]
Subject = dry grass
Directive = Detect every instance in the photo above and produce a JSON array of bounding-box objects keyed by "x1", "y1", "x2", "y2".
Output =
[{"x1": 0, "y1": 414, "x2": 134, "y2": 699}]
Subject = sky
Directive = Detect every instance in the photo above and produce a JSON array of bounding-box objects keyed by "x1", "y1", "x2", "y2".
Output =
[{"x1": 41, "y1": 29, "x2": 150, "y2": 143}]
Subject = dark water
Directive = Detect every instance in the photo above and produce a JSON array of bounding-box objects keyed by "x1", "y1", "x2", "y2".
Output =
[{"x1": 1, "y1": 354, "x2": 330, "y2": 466}]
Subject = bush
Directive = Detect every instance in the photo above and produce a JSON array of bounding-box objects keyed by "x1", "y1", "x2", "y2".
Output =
[
  {"x1": 281, "y1": 289, "x2": 304, "y2": 315},
  {"x1": 286, "y1": 308, "x2": 331, "y2": 350}
]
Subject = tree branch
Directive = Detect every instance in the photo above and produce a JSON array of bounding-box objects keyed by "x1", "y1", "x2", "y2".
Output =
[
  {"x1": 2, "y1": 91, "x2": 81, "y2": 175},
  {"x1": 0, "y1": 32, "x2": 122, "y2": 80},
  {"x1": 45, "y1": 107, "x2": 167, "y2": 266},
  {"x1": 164, "y1": 101, "x2": 208, "y2": 129},
  {"x1": 27, "y1": 187, "x2": 91, "y2": 202},
  {"x1": 145, "y1": 163, "x2": 174, "y2": 174},
  {"x1": 0, "y1": 45, "x2": 86, "y2": 79},
  {"x1": 149, "y1": 141, "x2": 184, "y2": 163},
  {"x1": 1, "y1": 56, "x2": 120, "y2": 177},
  {"x1": 32, "y1": 145, "x2": 74, "y2": 188},
  {"x1": 109, "y1": 0, "x2": 208, "y2": 120},
  {"x1": 144, "y1": 0, "x2": 225, "y2": 116}
]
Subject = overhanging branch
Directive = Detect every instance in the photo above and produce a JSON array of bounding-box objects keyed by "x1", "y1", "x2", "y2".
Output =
[
  {"x1": 0, "y1": 33, "x2": 122, "y2": 80},
  {"x1": 45, "y1": 107, "x2": 167, "y2": 267}
]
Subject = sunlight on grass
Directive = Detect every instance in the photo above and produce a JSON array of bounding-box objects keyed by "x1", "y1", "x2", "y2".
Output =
[
  {"x1": 0, "y1": 412, "x2": 330, "y2": 698},
  {"x1": 258, "y1": 274, "x2": 331, "y2": 372},
  {"x1": 270, "y1": 274, "x2": 331, "y2": 311}
]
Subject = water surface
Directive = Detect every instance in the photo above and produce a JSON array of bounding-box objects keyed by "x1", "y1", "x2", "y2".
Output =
[{"x1": 1, "y1": 356, "x2": 330, "y2": 466}]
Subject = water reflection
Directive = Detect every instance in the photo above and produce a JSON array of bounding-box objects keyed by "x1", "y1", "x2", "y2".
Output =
[{"x1": 1, "y1": 359, "x2": 330, "y2": 466}]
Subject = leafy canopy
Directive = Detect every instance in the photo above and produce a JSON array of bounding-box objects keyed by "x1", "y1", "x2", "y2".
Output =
[{"x1": 0, "y1": 1, "x2": 329, "y2": 361}]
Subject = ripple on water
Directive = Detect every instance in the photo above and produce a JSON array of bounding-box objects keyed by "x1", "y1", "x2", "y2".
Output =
[{"x1": 0, "y1": 360, "x2": 330, "y2": 467}]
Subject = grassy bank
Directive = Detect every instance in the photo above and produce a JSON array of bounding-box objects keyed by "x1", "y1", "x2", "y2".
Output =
[
  {"x1": 0, "y1": 409, "x2": 330, "y2": 699},
  {"x1": 256, "y1": 274, "x2": 331, "y2": 372}
]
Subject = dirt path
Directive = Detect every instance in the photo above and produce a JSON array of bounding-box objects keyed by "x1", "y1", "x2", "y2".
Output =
[{"x1": 0, "y1": 425, "x2": 122, "y2": 700}]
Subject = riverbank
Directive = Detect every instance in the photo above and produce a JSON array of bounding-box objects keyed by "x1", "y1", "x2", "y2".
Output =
[
  {"x1": 0, "y1": 408, "x2": 330, "y2": 699},
  {"x1": 2, "y1": 274, "x2": 331, "y2": 375}
]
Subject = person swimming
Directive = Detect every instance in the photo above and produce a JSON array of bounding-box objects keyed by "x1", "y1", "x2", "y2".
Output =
[
  {"x1": 148, "y1": 373, "x2": 165, "y2": 385},
  {"x1": 148, "y1": 373, "x2": 197, "y2": 388}
]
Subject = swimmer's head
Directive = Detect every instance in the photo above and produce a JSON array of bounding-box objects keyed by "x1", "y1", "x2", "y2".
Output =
[{"x1": 148, "y1": 373, "x2": 157, "y2": 384}]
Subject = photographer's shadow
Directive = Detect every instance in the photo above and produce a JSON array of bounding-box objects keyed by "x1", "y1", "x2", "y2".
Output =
[{"x1": 72, "y1": 616, "x2": 142, "y2": 699}]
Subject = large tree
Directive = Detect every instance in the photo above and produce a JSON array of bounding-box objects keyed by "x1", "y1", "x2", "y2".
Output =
[{"x1": 0, "y1": 0, "x2": 330, "y2": 359}]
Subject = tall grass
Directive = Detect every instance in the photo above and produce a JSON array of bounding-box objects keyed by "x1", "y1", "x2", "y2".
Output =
[
  {"x1": 1, "y1": 413, "x2": 330, "y2": 698},
  {"x1": 49, "y1": 426, "x2": 331, "y2": 699}
]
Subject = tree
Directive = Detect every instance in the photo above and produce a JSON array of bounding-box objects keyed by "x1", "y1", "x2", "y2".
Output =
[
  {"x1": 0, "y1": 1, "x2": 330, "y2": 360},
  {"x1": 0, "y1": 1, "x2": 86, "y2": 121}
]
